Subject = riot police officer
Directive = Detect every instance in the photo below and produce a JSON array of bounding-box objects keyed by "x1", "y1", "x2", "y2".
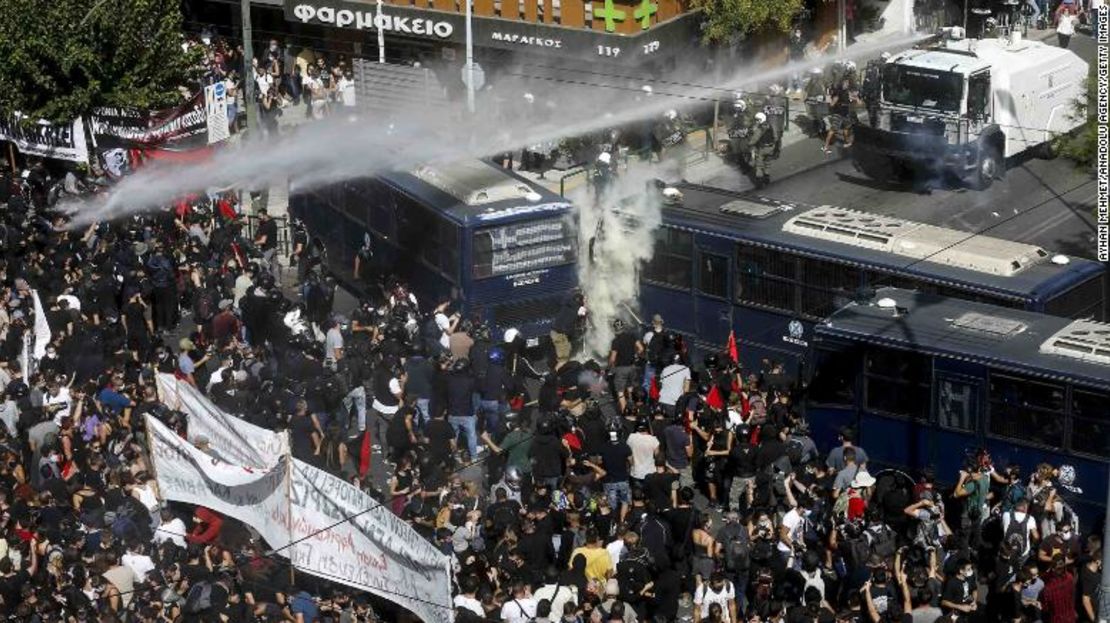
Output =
[
  {"x1": 861, "y1": 56, "x2": 887, "y2": 128},
  {"x1": 750, "y1": 112, "x2": 777, "y2": 188},
  {"x1": 653, "y1": 109, "x2": 688, "y2": 171},
  {"x1": 592, "y1": 151, "x2": 617, "y2": 202},
  {"x1": 762, "y1": 85, "x2": 788, "y2": 156},
  {"x1": 724, "y1": 96, "x2": 754, "y2": 170}
]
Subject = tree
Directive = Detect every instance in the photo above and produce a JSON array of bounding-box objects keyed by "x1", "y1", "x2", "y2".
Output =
[
  {"x1": 0, "y1": 0, "x2": 202, "y2": 123},
  {"x1": 690, "y1": 0, "x2": 805, "y2": 43},
  {"x1": 1054, "y1": 68, "x2": 1096, "y2": 168}
]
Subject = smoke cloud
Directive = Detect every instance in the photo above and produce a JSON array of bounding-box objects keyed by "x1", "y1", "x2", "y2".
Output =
[
  {"x1": 572, "y1": 161, "x2": 667, "y2": 359},
  {"x1": 67, "y1": 33, "x2": 927, "y2": 226}
]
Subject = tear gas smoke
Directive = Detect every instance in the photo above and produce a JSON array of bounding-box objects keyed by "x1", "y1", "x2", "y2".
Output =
[
  {"x1": 69, "y1": 32, "x2": 927, "y2": 226},
  {"x1": 572, "y1": 161, "x2": 665, "y2": 358}
]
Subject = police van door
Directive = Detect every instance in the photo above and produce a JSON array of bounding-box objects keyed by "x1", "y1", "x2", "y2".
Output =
[{"x1": 694, "y1": 247, "x2": 733, "y2": 350}]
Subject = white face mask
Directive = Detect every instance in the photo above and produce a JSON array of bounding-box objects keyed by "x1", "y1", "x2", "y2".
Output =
[{"x1": 1013, "y1": 511, "x2": 1027, "y2": 522}]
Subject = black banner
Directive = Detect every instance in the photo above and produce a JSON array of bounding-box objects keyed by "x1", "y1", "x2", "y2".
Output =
[{"x1": 89, "y1": 91, "x2": 208, "y2": 151}]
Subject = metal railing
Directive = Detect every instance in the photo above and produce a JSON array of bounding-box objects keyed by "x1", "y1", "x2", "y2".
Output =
[{"x1": 243, "y1": 213, "x2": 292, "y2": 257}]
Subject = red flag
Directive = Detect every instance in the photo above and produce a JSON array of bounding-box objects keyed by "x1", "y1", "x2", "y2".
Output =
[
  {"x1": 649, "y1": 375, "x2": 661, "y2": 402},
  {"x1": 706, "y1": 385, "x2": 724, "y2": 410},
  {"x1": 727, "y1": 330, "x2": 739, "y2": 364},
  {"x1": 358, "y1": 429, "x2": 372, "y2": 478}
]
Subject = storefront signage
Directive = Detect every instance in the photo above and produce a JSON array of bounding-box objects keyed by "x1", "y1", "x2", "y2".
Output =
[
  {"x1": 491, "y1": 31, "x2": 563, "y2": 48},
  {"x1": 283, "y1": 0, "x2": 698, "y2": 63},
  {"x1": 291, "y1": 2, "x2": 456, "y2": 38}
]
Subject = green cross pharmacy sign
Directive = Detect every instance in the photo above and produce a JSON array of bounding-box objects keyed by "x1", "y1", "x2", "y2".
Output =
[{"x1": 593, "y1": 0, "x2": 657, "y2": 31}]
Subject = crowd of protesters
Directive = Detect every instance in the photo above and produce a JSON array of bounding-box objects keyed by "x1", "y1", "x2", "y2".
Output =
[{"x1": 0, "y1": 149, "x2": 1103, "y2": 623}]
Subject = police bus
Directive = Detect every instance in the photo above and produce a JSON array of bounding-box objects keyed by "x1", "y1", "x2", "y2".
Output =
[
  {"x1": 289, "y1": 160, "x2": 578, "y2": 344},
  {"x1": 636, "y1": 182, "x2": 1106, "y2": 373},
  {"x1": 806, "y1": 287, "x2": 1110, "y2": 522}
]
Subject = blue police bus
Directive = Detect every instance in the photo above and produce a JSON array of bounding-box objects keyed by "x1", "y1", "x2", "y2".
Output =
[
  {"x1": 289, "y1": 160, "x2": 578, "y2": 343},
  {"x1": 636, "y1": 182, "x2": 1106, "y2": 372},
  {"x1": 805, "y1": 287, "x2": 1110, "y2": 522}
]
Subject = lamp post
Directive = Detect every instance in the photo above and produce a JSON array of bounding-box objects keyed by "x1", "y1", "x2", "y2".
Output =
[
  {"x1": 465, "y1": 0, "x2": 475, "y2": 113},
  {"x1": 241, "y1": 0, "x2": 258, "y2": 136}
]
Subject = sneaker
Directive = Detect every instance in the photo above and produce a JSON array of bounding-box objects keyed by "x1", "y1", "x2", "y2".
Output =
[{"x1": 371, "y1": 444, "x2": 381, "y2": 451}]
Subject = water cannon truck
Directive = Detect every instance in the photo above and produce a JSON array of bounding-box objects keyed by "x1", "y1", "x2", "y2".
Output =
[{"x1": 852, "y1": 32, "x2": 1089, "y2": 189}]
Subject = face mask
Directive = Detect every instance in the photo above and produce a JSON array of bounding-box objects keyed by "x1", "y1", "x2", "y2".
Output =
[{"x1": 1061, "y1": 530, "x2": 1073, "y2": 540}]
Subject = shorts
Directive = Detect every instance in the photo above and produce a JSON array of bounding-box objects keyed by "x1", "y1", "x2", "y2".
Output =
[
  {"x1": 611, "y1": 365, "x2": 638, "y2": 394},
  {"x1": 829, "y1": 114, "x2": 853, "y2": 131}
]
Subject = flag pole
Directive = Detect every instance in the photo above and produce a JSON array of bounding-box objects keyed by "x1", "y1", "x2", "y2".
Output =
[{"x1": 285, "y1": 431, "x2": 295, "y2": 585}]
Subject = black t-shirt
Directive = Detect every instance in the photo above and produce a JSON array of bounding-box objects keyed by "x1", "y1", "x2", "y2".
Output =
[
  {"x1": 610, "y1": 332, "x2": 638, "y2": 367},
  {"x1": 942, "y1": 576, "x2": 974, "y2": 607},
  {"x1": 530, "y1": 435, "x2": 568, "y2": 479},
  {"x1": 1079, "y1": 565, "x2": 1101, "y2": 621},
  {"x1": 425, "y1": 419, "x2": 455, "y2": 459},
  {"x1": 600, "y1": 441, "x2": 632, "y2": 483},
  {"x1": 643, "y1": 471, "x2": 678, "y2": 510},
  {"x1": 0, "y1": 570, "x2": 29, "y2": 609},
  {"x1": 831, "y1": 85, "x2": 853, "y2": 116}
]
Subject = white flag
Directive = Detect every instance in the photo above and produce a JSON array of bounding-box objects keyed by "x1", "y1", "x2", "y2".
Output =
[{"x1": 31, "y1": 289, "x2": 51, "y2": 360}]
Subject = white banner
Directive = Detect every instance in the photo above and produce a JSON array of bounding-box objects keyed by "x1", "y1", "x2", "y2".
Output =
[
  {"x1": 0, "y1": 115, "x2": 89, "y2": 164},
  {"x1": 146, "y1": 409, "x2": 453, "y2": 623},
  {"x1": 204, "y1": 82, "x2": 230, "y2": 145},
  {"x1": 155, "y1": 373, "x2": 287, "y2": 469},
  {"x1": 31, "y1": 290, "x2": 51, "y2": 361}
]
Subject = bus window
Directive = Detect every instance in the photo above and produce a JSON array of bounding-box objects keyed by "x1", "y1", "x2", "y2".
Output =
[
  {"x1": 642, "y1": 229, "x2": 693, "y2": 289},
  {"x1": 864, "y1": 348, "x2": 930, "y2": 419},
  {"x1": 394, "y1": 195, "x2": 456, "y2": 280},
  {"x1": 1045, "y1": 276, "x2": 1105, "y2": 320},
  {"x1": 736, "y1": 245, "x2": 797, "y2": 312},
  {"x1": 1070, "y1": 389, "x2": 1110, "y2": 457},
  {"x1": 698, "y1": 253, "x2": 729, "y2": 298},
  {"x1": 472, "y1": 217, "x2": 575, "y2": 279},
  {"x1": 800, "y1": 257, "x2": 860, "y2": 318},
  {"x1": 808, "y1": 347, "x2": 860, "y2": 405},
  {"x1": 988, "y1": 373, "x2": 1065, "y2": 448},
  {"x1": 936, "y1": 375, "x2": 979, "y2": 431}
]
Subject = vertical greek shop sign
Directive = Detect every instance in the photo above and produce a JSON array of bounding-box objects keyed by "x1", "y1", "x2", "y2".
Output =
[{"x1": 289, "y1": 1, "x2": 456, "y2": 39}]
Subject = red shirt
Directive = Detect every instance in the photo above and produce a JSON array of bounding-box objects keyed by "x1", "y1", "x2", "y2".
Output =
[
  {"x1": 1040, "y1": 570, "x2": 1077, "y2": 623},
  {"x1": 847, "y1": 492, "x2": 868, "y2": 521}
]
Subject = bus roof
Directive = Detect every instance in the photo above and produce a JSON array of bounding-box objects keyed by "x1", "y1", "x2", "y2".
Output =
[
  {"x1": 378, "y1": 160, "x2": 572, "y2": 225},
  {"x1": 817, "y1": 287, "x2": 1110, "y2": 390},
  {"x1": 664, "y1": 182, "x2": 1102, "y2": 300}
]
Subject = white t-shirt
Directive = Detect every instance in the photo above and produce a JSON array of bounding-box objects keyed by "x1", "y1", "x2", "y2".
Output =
[
  {"x1": 694, "y1": 581, "x2": 736, "y2": 622},
  {"x1": 338, "y1": 77, "x2": 357, "y2": 107},
  {"x1": 499, "y1": 596, "x2": 537, "y2": 622},
  {"x1": 45, "y1": 388, "x2": 72, "y2": 425},
  {"x1": 435, "y1": 312, "x2": 452, "y2": 349},
  {"x1": 1057, "y1": 13, "x2": 1077, "y2": 34},
  {"x1": 778, "y1": 508, "x2": 806, "y2": 553},
  {"x1": 255, "y1": 72, "x2": 273, "y2": 96},
  {"x1": 121, "y1": 553, "x2": 156, "y2": 583},
  {"x1": 1001, "y1": 510, "x2": 1037, "y2": 558},
  {"x1": 154, "y1": 518, "x2": 188, "y2": 548},
  {"x1": 453, "y1": 595, "x2": 484, "y2": 617},
  {"x1": 627, "y1": 432, "x2": 660, "y2": 479},
  {"x1": 606, "y1": 539, "x2": 625, "y2": 571},
  {"x1": 658, "y1": 364, "x2": 690, "y2": 406}
]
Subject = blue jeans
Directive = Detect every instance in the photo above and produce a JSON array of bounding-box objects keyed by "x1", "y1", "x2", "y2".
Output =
[
  {"x1": 478, "y1": 399, "x2": 505, "y2": 434},
  {"x1": 642, "y1": 363, "x2": 657, "y2": 392},
  {"x1": 342, "y1": 386, "x2": 367, "y2": 434},
  {"x1": 604, "y1": 481, "x2": 632, "y2": 511},
  {"x1": 414, "y1": 398, "x2": 431, "y2": 431},
  {"x1": 448, "y1": 415, "x2": 478, "y2": 458}
]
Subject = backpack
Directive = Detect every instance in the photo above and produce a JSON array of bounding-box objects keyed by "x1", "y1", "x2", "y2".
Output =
[
  {"x1": 721, "y1": 525, "x2": 751, "y2": 572},
  {"x1": 866, "y1": 523, "x2": 897, "y2": 560},
  {"x1": 750, "y1": 539, "x2": 776, "y2": 567},
  {"x1": 184, "y1": 581, "x2": 213, "y2": 614},
  {"x1": 1004, "y1": 511, "x2": 1031, "y2": 555},
  {"x1": 194, "y1": 288, "x2": 217, "y2": 322},
  {"x1": 844, "y1": 534, "x2": 872, "y2": 571},
  {"x1": 489, "y1": 502, "x2": 519, "y2": 538}
]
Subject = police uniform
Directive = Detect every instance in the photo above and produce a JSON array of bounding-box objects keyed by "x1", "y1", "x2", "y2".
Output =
[{"x1": 750, "y1": 121, "x2": 777, "y2": 183}]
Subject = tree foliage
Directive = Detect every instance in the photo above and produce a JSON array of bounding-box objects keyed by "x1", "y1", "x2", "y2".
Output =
[
  {"x1": 690, "y1": 0, "x2": 805, "y2": 43},
  {"x1": 1055, "y1": 69, "x2": 1096, "y2": 168},
  {"x1": 0, "y1": 0, "x2": 202, "y2": 123}
]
